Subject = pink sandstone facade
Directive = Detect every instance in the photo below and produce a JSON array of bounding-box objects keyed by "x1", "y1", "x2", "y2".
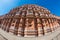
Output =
[{"x1": 0, "y1": 4, "x2": 60, "y2": 37}]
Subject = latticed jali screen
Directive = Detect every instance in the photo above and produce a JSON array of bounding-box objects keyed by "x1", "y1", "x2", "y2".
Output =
[{"x1": 0, "y1": 4, "x2": 60, "y2": 37}]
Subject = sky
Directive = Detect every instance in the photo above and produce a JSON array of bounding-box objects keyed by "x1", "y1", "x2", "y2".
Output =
[{"x1": 0, "y1": 0, "x2": 60, "y2": 16}]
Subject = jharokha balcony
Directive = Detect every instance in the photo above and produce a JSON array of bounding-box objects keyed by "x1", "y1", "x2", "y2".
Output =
[{"x1": 0, "y1": 4, "x2": 60, "y2": 40}]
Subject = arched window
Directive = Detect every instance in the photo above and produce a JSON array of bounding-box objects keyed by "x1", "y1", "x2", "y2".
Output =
[
  {"x1": 37, "y1": 19, "x2": 41, "y2": 24},
  {"x1": 27, "y1": 10, "x2": 33, "y2": 14},
  {"x1": 45, "y1": 14, "x2": 48, "y2": 16},
  {"x1": 15, "y1": 11, "x2": 20, "y2": 15},
  {"x1": 22, "y1": 12, "x2": 25, "y2": 16},
  {"x1": 35, "y1": 13, "x2": 38, "y2": 16}
]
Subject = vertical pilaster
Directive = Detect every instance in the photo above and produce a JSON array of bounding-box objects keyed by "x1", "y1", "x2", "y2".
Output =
[
  {"x1": 34, "y1": 18, "x2": 38, "y2": 36},
  {"x1": 40, "y1": 19, "x2": 45, "y2": 35},
  {"x1": 14, "y1": 18, "x2": 20, "y2": 35},
  {"x1": 7, "y1": 18, "x2": 13, "y2": 32}
]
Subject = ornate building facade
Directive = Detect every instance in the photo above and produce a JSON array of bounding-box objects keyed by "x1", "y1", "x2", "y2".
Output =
[{"x1": 0, "y1": 4, "x2": 60, "y2": 37}]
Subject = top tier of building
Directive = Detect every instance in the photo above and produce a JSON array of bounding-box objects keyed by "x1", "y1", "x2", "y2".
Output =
[{"x1": 3, "y1": 4, "x2": 54, "y2": 18}]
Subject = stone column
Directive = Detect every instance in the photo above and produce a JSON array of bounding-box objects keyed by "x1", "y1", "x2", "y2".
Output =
[
  {"x1": 40, "y1": 19, "x2": 45, "y2": 35},
  {"x1": 42, "y1": 19, "x2": 50, "y2": 35},
  {"x1": 6, "y1": 18, "x2": 13, "y2": 32},
  {"x1": 3, "y1": 19, "x2": 8, "y2": 31},
  {"x1": 1, "y1": 19, "x2": 5, "y2": 29},
  {"x1": 46, "y1": 19, "x2": 51, "y2": 34},
  {"x1": 48, "y1": 19, "x2": 52, "y2": 32},
  {"x1": 14, "y1": 18, "x2": 20, "y2": 35},
  {"x1": 9, "y1": 18, "x2": 16, "y2": 34},
  {"x1": 17, "y1": 18, "x2": 23, "y2": 36},
  {"x1": 34, "y1": 18, "x2": 38, "y2": 36},
  {"x1": 22, "y1": 18, "x2": 26, "y2": 37},
  {"x1": 50, "y1": 19, "x2": 54, "y2": 32},
  {"x1": 37, "y1": 18, "x2": 43, "y2": 36},
  {"x1": 4, "y1": 19, "x2": 9, "y2": 31}
]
